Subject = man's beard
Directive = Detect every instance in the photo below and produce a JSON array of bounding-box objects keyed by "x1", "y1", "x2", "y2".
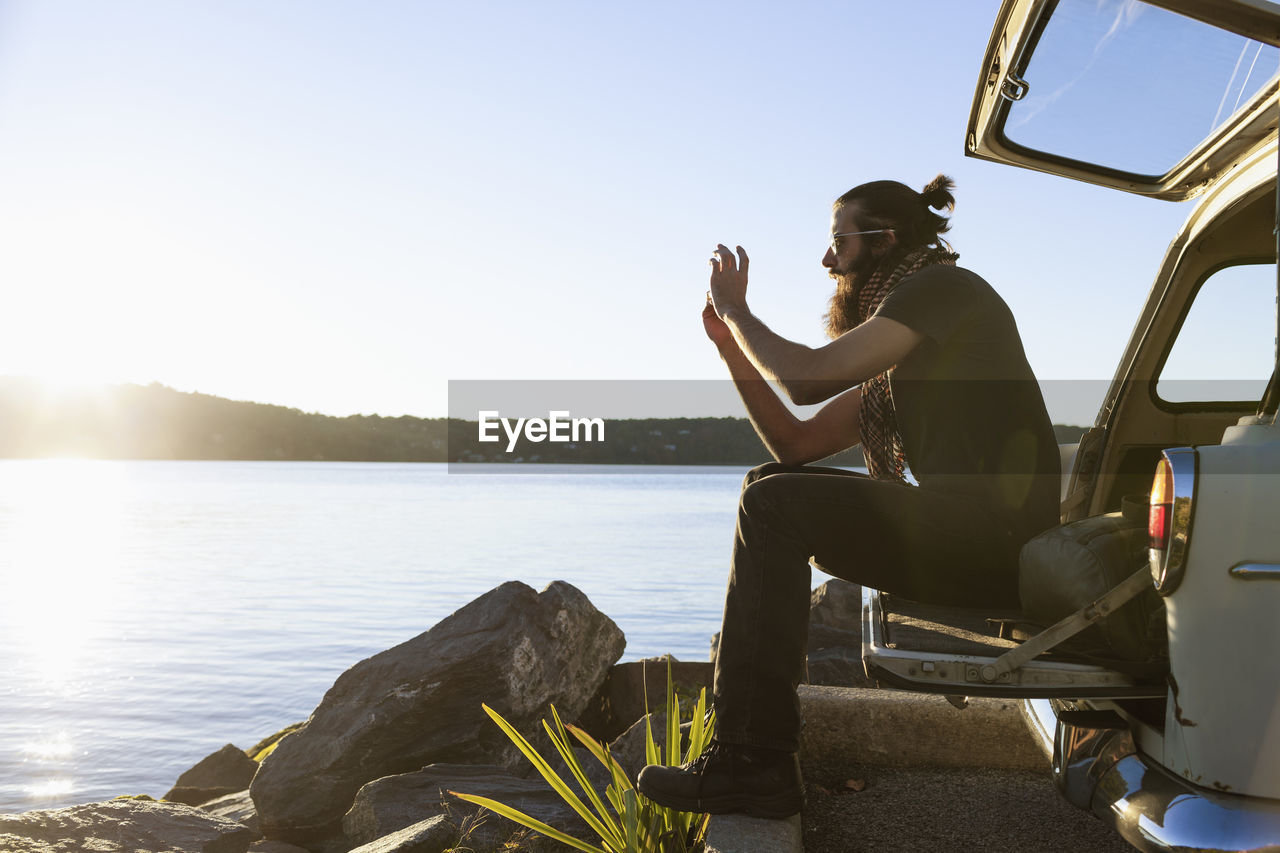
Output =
[
  {"x1": 822, "y1": 247, "x2": 903, "y2": 339},
  {"x1": 822, "y1": 248, "x2": 883, "y2": 339},
  {"x1": 822, "y1": 272, "x2": 862, "y2": 340}
]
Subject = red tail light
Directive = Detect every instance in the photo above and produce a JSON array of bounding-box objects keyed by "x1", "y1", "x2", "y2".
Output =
[
  {"x1": 1149, "y1": 457, "x2": 1172, "y2": 551},
  {"x1": 1148, "y1": 448, "x2": 1197, "y2": 596}
]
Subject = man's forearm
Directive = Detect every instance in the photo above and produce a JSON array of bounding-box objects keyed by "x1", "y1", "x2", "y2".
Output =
[
  {"x1": 722, "y1": 307, "x2": 808, "y2": 380},
  {"x1": 716, "y1": 337, "x2": 865, "y2": 466},
  {"x1": 714, "y1": 337, "x2": 807, "y2": 464},
  {"x1": 722, "y1": 306, "x2": 853, "y2": 405}
]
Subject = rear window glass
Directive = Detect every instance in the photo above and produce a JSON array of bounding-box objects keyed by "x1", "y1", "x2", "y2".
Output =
[
  {"x1": 1004, "y1": 0, "x2": 1279, "y2": 177},
  {"x1": 1157, "y1": 262, "x2": 1277, "y2": 404}
]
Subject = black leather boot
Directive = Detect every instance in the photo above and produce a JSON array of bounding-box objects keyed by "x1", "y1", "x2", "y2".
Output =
[{"x1": 635, "y1": 740, "x2": 803, "y2": 819}]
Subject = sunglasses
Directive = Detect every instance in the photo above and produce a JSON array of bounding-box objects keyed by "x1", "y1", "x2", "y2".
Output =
[{"x1": 829, "y1": 228, "x2": 894, "y2": 252}]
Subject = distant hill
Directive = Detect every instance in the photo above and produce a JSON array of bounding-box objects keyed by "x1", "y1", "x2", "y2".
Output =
[
  {"x1": 1053, "y1": 424, "x2": 1089, "y2": 445},
  {"x1": 0, "y1": 379, "x2": 1088, "y2": 465},
  {"x1": 0, "y1": 379, "x2": 449, "y2": 462}
]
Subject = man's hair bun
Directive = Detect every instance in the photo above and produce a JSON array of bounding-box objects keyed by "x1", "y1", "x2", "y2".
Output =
[
  {"x1": 835, "y1": 174, "x2": 956, "y2": 252},
  {"x1": 920, "y1": 174, "x2": 956, "y2": 212}
]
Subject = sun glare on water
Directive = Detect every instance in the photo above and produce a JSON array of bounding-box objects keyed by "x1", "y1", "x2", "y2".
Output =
[
  {"x1": 22, "y1": 734, "x2": 75, "y2": 760},
  {"x1": 21, "y1": 737, "x2": 78, "y2": 804},
  {"x1": 0, "y1": 460, "x2": 134, "y2": 687},
  {"x1": 25, "y1": 779, "x2": 76, "y2": 800}
]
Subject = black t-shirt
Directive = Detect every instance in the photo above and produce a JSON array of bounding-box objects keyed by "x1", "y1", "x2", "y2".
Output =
[{"x1": 872, "y1": 264, "x2": 1060, "y2": 545}]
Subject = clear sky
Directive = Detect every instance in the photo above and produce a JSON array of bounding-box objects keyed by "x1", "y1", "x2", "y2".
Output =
[{"x1": 0, "y1": 1, "x2": 1210, "y2": 424}]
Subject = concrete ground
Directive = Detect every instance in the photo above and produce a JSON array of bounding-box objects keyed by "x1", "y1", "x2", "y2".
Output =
[
  {"x1": 801, "y1": 764, "x2": 1132, "y2": 852},
  {"x1": 703, "y1": 686, "x2": 1135, "y2": 852}
]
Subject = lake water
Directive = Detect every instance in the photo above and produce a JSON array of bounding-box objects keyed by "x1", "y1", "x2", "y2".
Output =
[{"x1": 0, "y1": 460, "x2": 847, "y2": 814}]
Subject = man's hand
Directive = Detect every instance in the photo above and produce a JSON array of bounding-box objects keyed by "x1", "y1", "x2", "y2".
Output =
[
  {"x1": 702, "y1": 293, "x2": 735, "y2": 348},
  {"x1": 709, "y1": 244, "x2": 749, "y2": 316}
]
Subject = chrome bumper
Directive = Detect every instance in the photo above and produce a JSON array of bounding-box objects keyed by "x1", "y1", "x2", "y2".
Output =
[{"x1": 1023, "y1": 699, "x2": 1280, "y2": 853}]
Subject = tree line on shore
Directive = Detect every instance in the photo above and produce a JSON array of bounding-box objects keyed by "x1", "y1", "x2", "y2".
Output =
[{"x1": 0, "y1": 379, "x2": 1087, "y2": 465}]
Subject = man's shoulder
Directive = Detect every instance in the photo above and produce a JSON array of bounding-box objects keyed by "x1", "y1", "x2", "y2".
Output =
[
  {"x1": 882, "y1": 263, "x2": 988, "y2": 313},
  {"x1": 900, "y1": 263, "x2": 989, "y2": 292},
  {"x1": 898, "y1": 264, "x2": 1011, "y2": 315},
  {"x1": 878, "y1": 261, "x2": 1020, "y2": 346}
]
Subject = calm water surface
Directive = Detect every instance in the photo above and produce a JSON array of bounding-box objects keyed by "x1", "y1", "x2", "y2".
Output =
[{"x1": 0, "y1": 460, "x2": 845, "y2": 813}]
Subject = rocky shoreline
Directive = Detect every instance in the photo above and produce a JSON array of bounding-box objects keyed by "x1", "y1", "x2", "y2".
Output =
[{"x1": 0, "y1": 579, "x2": 866, "y2": 853}]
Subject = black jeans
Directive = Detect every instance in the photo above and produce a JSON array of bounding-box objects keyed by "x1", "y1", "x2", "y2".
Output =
[{"x1": 712, "y1": 462, "x2": 1020, "y2": 752}]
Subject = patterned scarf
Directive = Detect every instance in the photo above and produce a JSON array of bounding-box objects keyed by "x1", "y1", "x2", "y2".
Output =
[{"x1": 856, "y1": 245, "x2": 958, "y2": 482}]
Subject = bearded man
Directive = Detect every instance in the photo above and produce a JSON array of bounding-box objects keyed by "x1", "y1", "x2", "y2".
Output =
[{"x1": 637, "y1": 176, "x2": 1060, "y2": 819}]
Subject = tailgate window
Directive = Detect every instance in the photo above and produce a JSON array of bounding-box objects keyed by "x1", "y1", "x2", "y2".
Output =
[{"x1": 1005, "y1": 0, "x2": 1278, "y2": 177}]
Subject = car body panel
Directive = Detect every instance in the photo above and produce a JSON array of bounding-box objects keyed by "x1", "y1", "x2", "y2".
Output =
[{"x1": 1160, "y1": 426, "x2": 1280, "y2": 799}]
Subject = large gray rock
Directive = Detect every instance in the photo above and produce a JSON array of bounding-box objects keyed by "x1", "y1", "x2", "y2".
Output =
[
  {"x1": 172, "y1": 744, "x2": 260, "y2": 790},
  {"x1": 610, "y1": 711, "x2": 662, "y2": 783},
  {"x1": 575, "y1": 656, "x2": 713, "y2": 742},
  {"x1": 807, "y1": 579, "x2": 872, "y2": 687},
  {"x1": 0, "y1": 799, "x2": 255, "y2": 853},
  {"x1": 608, "y1": 712, "x2": 698, "y2": 784},
  {"x1": 246, "y1": 722, "x2": 307, "y2": 762},
  {"x1": 806, "y1": 641, "x2": 873, "y2": 687},
  {"x1": 201, "y1": 790, "x2": 260, "y2": 836},
  {"x1": 347, "y1": 816, "x2": 456, "y2": 853},
  {"x1": 809, "y1": 579, "x2": 862, "y2": 630},
  {"x1": 251, "y1": 580, "x2": 625, "y2": 846},
  {"x1": 249, "y1": 843, "x2": 311, "y2": 853},
  {"x1": 343, "y1": 764, "x2": 588, "y2": 852},
  {"x1": 166, "y1": 744, "x2": 260, "y2": 806}
]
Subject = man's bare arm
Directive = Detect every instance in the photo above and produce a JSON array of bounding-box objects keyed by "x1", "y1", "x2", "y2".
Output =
[
  {"x1": 705, "y1": 301, "x2": 864, "y2": 465},
  {"x1": 708, "y1": 243, "x2": 924, "y2": 406},
  {"x1": 722, "y1": 308, "x2": 924, "y2": 406}
]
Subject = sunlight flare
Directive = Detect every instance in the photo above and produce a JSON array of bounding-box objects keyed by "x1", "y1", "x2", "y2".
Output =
[{"x1": 0, "y1": 461, "x2": 134, "y2": 685}]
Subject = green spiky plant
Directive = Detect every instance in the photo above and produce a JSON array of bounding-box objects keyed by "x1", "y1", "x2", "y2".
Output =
[{"x1": 450, "y1": 661, "x2": 714, "y2": 852}]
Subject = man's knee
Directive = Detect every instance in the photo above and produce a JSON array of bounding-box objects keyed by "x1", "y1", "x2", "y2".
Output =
[
  {"x1": 738, "y1": 472, "x2": 790, "y2": 523},
  {"x1": 741, "y1": 461, "x2": 802, "y2": 490}
]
